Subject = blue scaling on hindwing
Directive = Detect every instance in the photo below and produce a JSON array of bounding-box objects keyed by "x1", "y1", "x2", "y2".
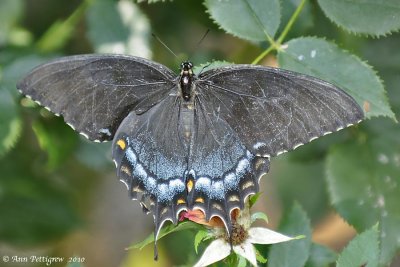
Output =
[
  {"x1": 111, "y1": 97, "x2": 193, "y2": 256},
  {"x1": 129, "y1": 133, "x2": 187, "y2": 182},
  {"x1": 111, "y1": 95, "x2": 273, "y2": 252},
  {"x1": 187, "y1": 146, "x2": 270, "y2": 233},
  {"x1": 125, "y1": 147, "x2": 137, "y2": 165},
  {"x1": 113, "y1": 129, "x2": 270, "y2": 242},
  {"x1": 112, "y1": 131, "x2": 189, "y2": 243},
  {"x1": 185, "y1": 97, "x2": 272, "y2": 235},
  {"x1": 113, "y1": 135, "x2": 187, "y2": 205}
]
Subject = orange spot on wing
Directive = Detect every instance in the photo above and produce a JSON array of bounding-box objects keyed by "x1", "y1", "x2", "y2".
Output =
[
  {"x1": 186, "y1": 179, "x2": 194, "y2": 193},
  {"x1": 120, "y1": 165, "x2": 131, "y2": 175},
  {"x1": 195, "y1": 197, "x2": 204, "y2": 203},
  {"x1": 177, "y1": 198, "x2": 186, "y2": 205},
  {"x1": 117, "y1": 139, "x2": 126, "y2": 150}
]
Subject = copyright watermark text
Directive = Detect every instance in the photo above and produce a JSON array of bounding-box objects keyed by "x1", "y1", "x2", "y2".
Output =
[{"x1": 2, "y1": 255, "x2": 85, "y2": 266}]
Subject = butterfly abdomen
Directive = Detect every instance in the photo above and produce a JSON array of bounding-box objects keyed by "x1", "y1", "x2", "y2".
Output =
[{"x1": 180, "y1": 103, "x2": 195, "y2": 143}]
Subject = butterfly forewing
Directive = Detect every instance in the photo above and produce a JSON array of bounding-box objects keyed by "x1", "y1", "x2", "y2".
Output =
[
  {"x1": 197, "y1": 65, "x2": 364, "y2": 157},
  {"x1": 17, "y1": 54, "x2": 176, "y2": 141}
]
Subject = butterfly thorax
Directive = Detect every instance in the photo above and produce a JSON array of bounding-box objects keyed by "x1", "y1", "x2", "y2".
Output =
[{"x1": 179, "y1": 61, "x2": 195, "y2": 101}]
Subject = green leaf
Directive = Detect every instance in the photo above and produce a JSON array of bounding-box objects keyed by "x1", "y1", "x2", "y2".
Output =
[
  {"x1": 193, "y1": 60, "x2": 232, "y2": 75},
  {"x1": 336, "y1": 224, "x2": 380, "y2": 267},
  {"x1": 0, "y1": 89, "x2": 22, "y2": 157},
  {"x1": 284, "y1": 127, "x2": 352, "y2": 163},
  {"x1": 360, "y1": 35, "x2": 400, "y2": 118},
  {"x1": 0, "y1": 143, "x2": 81, "y2": 245},
  {"x1": 251, "y1": 212, "x2": 269, "y2": 224},
  {"x1": 317, "y1": 0, "x2": 400, "y2": 36},
  {"x1": 36, "y1": 2, "x2": 87, "y2": 52},
  {"x1": 237, "y1": 255, "x2": 247, "y2": 267},
  {"x1": 0, "y1": 55, "x2": 48, "y2": 157},
  {"x1": 248, "y1": 192, "x2": 262, "y2": 208},
  {"x1": 86, "y1": 0, "x2": 151, "y2": 57},
  {"x1": 204, "y1": 0, "x2": 280, "y2": 41},
  {"x1": 1, "y1": 54, "x2": 49, "y2": 97},
  {"x1": 32, "y1": 117, "x2": 79, "y2": 170},
  {"x1": 255, "y1": 247, "x2": 268, "y2": 264},
  {"x1": 0, "y1": 0, "x2": 23, "y2": 45},
  {"x1": 75, "y1": 139, "x2": 112, "y2": 170},
  {"x1": 129, "y1": 221, "x2": 199, "y2": 250},
  {"x1": 0, "y1": 196, "x2": 81, "y2": 245},
  {"x1": 326, "y1": 123, "x2": 400, "y2": 265},
  {"x1": 268, "y1": 203, "x2": 312, "y2": 267},
  {"x1": 273, "y1": 156, "x2": 328, "y2": 222},
  {"x1": 194, "y1": 229, "x2": 210, "y2": 254},
  {"x1": 278, "y1": 37, "x2": 395, "y2": 120},
  {"x1": 305, "y1": 243, "x2": 337, "y2": 267}
]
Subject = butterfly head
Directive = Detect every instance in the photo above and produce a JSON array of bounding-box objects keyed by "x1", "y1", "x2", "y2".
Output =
[{"x1": 180, "y1": 61, "x2": 194, "y2": 75}]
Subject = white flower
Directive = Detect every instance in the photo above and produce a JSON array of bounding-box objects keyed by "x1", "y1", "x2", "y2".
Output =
[{"x1": 193, "y1": 226, "x2": 294, "y2": 267}]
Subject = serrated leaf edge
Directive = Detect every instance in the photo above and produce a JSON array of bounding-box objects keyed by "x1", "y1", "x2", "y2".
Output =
[
  {"x1": 336, "y1": 223, "x2": 381, "y2": 266},
  {"x1": 279, "y1": 36, "x2": 396, "y2": 121},
  {"x1": 203, "y1": 0, "x2": 279, "y2": 43},
  {"x1": 317, "y1": 1, "x2": 400, "y2": 38}
]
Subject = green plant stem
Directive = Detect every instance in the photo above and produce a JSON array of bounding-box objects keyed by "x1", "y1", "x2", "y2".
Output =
[
  {"x1": 36, "y1": 1, "x2": 89, "y2": 52},
  {"x1": 277, "y1": 0, "x2": 308, "y2": 44},
  {"x1": 241, "y1": 0, "x2": 280, "y2": 51},
  {"x1": 252, "y1": 0, "x2": 308, "y2": 65},
  {"x1": 251, "y1": 45, "x2": 274, "y2": 65}
]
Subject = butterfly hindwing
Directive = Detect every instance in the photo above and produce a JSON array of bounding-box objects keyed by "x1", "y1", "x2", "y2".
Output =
[
  {"x1": 197, "y1": 65, "x2": 364, "y2": 157},
  {"x1": 112, "y1": 95, "x2": 189, "y2": 237},
  {"x1": 186, "y1": 95, "x2": 270, "y2": 231},
  {"x1": 17, "y1": 54, "x2": 176, "y2": 141}
]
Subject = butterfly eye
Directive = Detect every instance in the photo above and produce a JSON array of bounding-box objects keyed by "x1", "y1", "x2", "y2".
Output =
[{"x1": 180, "y1": 62, "x2": 192, "y2": 71}]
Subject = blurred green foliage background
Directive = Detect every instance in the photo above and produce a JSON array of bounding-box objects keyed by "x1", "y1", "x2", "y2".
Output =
[{"x1": 0, "y1": 0, "x2": 399, "y2": 266}]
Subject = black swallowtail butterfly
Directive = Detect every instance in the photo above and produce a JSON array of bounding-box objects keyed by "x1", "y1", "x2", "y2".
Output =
[{"x1": 17, "y1": 54, "x2": 363, "y2": 256}]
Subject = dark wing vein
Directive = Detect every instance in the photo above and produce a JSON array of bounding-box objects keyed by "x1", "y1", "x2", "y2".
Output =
[
  {"x1": 17, "y1": 54, "x2": 176, "y2": 141},
  {"x1": 196, "y1": 65, "x2": 364, "y2": 156}
]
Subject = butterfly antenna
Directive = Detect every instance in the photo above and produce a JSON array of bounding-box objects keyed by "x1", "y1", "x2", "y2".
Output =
[
  {"x1": 188, "y1": 29, "x2": 210, "y2": 59},
  {"x1": 152, "y1": 33, "x2": 178, "y2": 59},
  {"x1": 195, "y1": 29, "x2": 210, "y2": 48},
  {"x1": 198, "y1": 62, "x2": 213, "y2": 76}
]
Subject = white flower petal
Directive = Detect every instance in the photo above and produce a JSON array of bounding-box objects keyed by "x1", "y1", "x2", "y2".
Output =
[
  {"x1": 193, "y1": 239, "x2": 231, "y2": 267},
  {"x1": 233, "y1": 240, "x2": 257, "y2": 267},
  {"x1": 248, "y1": 227, "x2": 294, "y2": 245}
]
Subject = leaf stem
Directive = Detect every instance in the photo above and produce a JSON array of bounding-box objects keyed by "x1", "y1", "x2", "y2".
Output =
[
  {"x1": 277, "y1": 0, "x2": 308, "y2": 44},
  {"x1": 36, "y1": 1, "x2": 89, "y2": 52},
  {"x1": 251, "y1": 45, "x2": 274, "y2": 65},
  {"x1": 241, "y1": 0, "x2": 280, "y2": 50},
  {"x1": 252, "y1": 0, "x2": 308, "y2": 64}
]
